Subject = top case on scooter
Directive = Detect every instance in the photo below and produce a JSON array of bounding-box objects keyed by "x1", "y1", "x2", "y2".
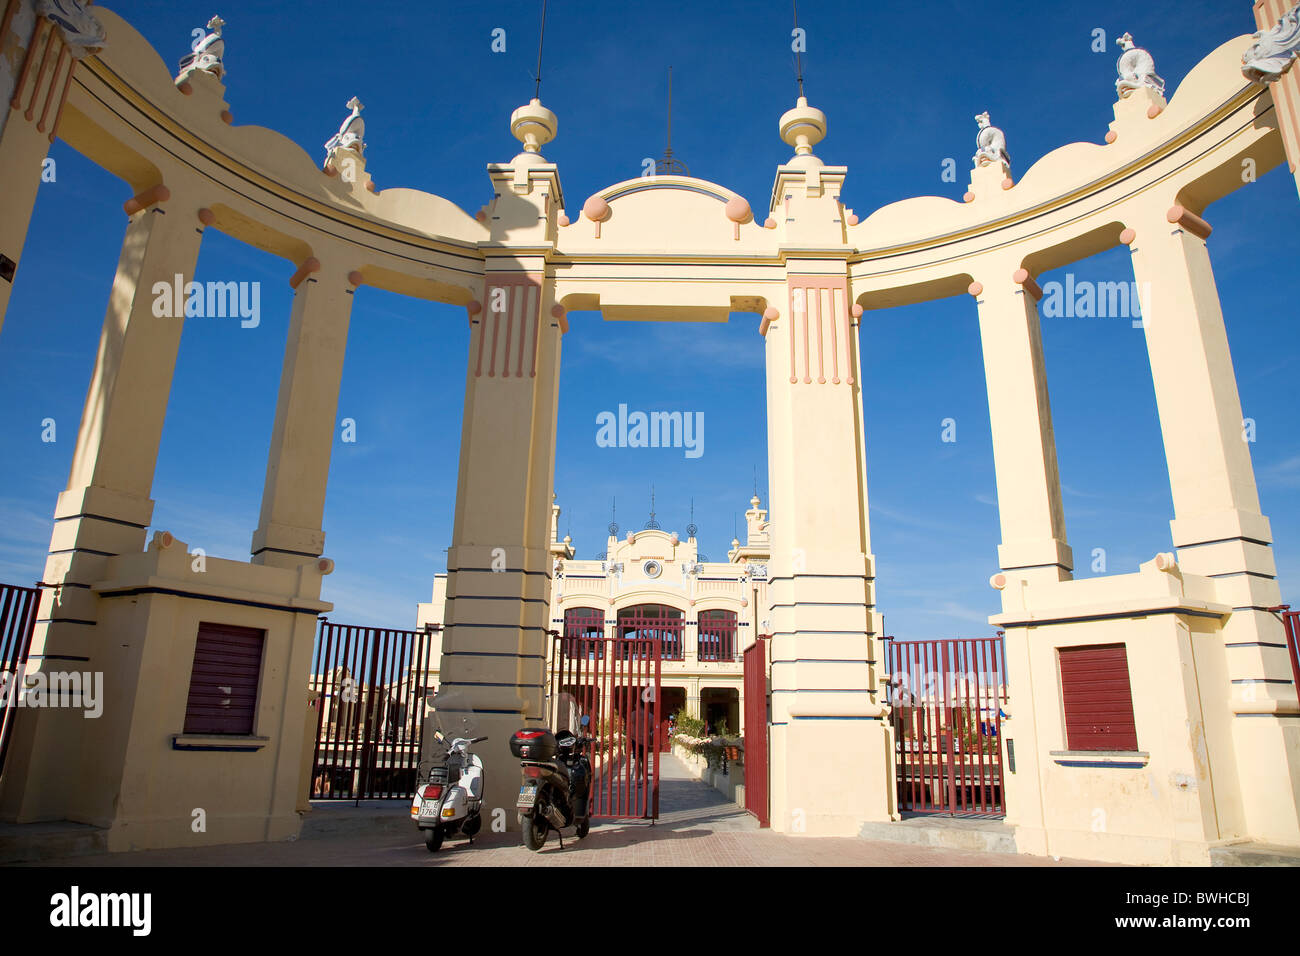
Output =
[{"x1": 510, "y1": 729, "x2": 557, "y2": 760}]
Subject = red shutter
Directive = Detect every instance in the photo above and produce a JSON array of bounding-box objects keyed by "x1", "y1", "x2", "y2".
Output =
[
  {"x1": 183, "y1": 623, "x2": 265, "y2": 735},
  {"x1": 1059, "y1": 643, "x2": 1138, "y2": 751}
]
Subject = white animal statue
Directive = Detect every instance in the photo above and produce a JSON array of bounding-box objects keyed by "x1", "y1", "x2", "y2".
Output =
[
  {"x1": 325, "y1": 97, "x2": 367, "y2": 157},
  {"x1": 1115, "y1": 33, "x2": 1165, "y2": 98},
  {"x1": 973, "y1": 112, "x2": 1009, "y2": 169},
  {"x1": 178, "y1": 16, "x2": 225, "y2": 80},
  {"x1": 1242, "y1": 2, "x2": 1300, "y2": 83},
  {"x1": 35, "y1": 0, "x2": 106, "y2": 58}
]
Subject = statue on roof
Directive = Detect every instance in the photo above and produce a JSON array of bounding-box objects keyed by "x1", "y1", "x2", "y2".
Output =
[
  {"x1": 1115, "y1": 33, "x2": 1165, "y2": 98},
  {"x1": 325, "y1": 97, "x2": 367, "y2": 157},
  {"x1": 35, "y1": 1, "x2": 107, "y2": 58},
  {"x1": 973, "y1": 112, "x2": 1010, "y2": 171},
  {"x1": 178, "y1": 16, "x2": 225, "y2": 80},
  {"x1": 1242, "y1": 2, "x2": 1300, "y2": 84}
]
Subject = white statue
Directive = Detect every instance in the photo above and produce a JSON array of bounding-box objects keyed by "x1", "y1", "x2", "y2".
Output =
[
  {"x1": 1242, "y1": 2, "x2": 1300, "y2": 83},
  {"x1": 178, "y1": 16, "x2": 225, "y2": 80},
  {"x1": 35, "y1": 0, "x2": 106, "y2": 58},
  {"x1": 1115, "y1": 33, "x2": 1165, "y2": 98},
  {"x1": 325, "y1": 97, "x2": 366, "y2": 157},
  {"x1": 973, "y1": 112, "x2": 1009, "y2": 169}
]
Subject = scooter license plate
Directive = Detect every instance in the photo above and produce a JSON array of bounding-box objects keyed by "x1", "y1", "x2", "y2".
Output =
[
  {"x1": 418, "y1": 800, "x2": 440, "y2": 820},
  {"x1": 517, "y1": 786, "x2": 537, "y2": 809}
]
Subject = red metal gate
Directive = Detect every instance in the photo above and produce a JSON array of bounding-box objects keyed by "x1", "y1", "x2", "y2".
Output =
[
  {"x1": 548, "y1": 630, "x2": 661, "y2": 820},
  {"x1": 885, "y1": 636, "x2": 1007, "y2": 817},
  {"x1": 742, "y1": 633, "x2": 770, "y2": 827},
  {"x1": 0, "y1": 582, "x2": 41, "y2": 775},
  {"x1": 1272, "y1": 606, "x2": 1300, "y2": 691},
  {"x1": 309, "y1": 618, "x2": 436, "y2": 800}
]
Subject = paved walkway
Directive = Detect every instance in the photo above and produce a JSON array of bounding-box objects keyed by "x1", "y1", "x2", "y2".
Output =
[{"x1": 17, "y1": 755, "x2": 1100, "y2": 867}]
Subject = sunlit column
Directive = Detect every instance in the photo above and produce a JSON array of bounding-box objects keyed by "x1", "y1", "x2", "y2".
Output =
[
  {"x1": 0, "y1": 180, "x2": 203, "y2": 821},
  {"x1": 969, "y1": 264, "x2": 1073, "y2": 587},
  {"x1": 436, "y1": 267, "x2": 564, "y2": 818},
  {"x1": 250, "y1": 256, "x2": 357, "y2": 569},
  {"x1": 763, "y1": 268, "x2": 890, "y2": 835},
  {"x1": 1126, "y1": 199, "x2": 1300, "y2": 844}
]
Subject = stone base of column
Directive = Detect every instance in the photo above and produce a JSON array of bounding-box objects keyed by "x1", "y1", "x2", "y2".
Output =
[
  {"x1": 993, "y1": 560, "x2": 1300, "y2": 864},
  {"x1": 0, "y1": 535, "x2": 330, "y2": 852},
  {"x1": 250, "y1": 522, "x2": 326, "y2": 569},
  {"x1": 769, "y1": 709, "x2": 894, "y2": 836}
]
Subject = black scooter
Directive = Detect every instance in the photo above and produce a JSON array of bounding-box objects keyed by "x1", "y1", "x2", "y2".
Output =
[{"x1": 511, "y1": 715, "x2": 593, "y2": 851}]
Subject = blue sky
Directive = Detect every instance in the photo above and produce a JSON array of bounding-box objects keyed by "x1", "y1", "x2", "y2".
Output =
[{"x1": 0, "y1": 1, "x2": 1296, "y2": 637}]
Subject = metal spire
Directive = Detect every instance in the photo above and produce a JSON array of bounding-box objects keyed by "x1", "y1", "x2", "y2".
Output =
[
  {"x1": 534, "y1": 0, "x2": 548, "y2": 100},
  {"x1": 656, "y1": 66, "x2": 689, "y2": 175},
  {"x1": 608, "y1": 497, "x2": 619, "y2": 537},
  {"x1": 792, "y1": 0, "x2": 805, "y2": 98},
  {"x1": 644, "y1": 485, "x2": 661, "y2": 530}
]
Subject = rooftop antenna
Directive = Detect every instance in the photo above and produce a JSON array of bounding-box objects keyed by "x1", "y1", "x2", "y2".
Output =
[
  {"x1": 792, "y1": 0, "x2": 806, "y2": 98},
  {"x1": 656, "y1": 67, "x2": 689, "y2": 175},
  {"x1": 644, "y1": 485, "x2": 661, "y2": 530},
  {"x1": 753, "y1": 465, "x2": 758, "y2": 498},
  {"x1": 533, "y1": 0, "x2": 548, "y2": 100}
]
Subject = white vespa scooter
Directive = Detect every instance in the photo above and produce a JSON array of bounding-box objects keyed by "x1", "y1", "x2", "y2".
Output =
[{"x1": 410, "y1": 724, "x2": 487, "y2": 853}]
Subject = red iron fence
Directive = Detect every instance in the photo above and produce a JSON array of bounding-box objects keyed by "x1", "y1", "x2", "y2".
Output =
[
  {"x1": 548, "y1": 631, "x2": 661, "y2": 820},
  {"x1": 0, "y1": 582, "x2": 41, "y2": 775},
  {"x1": 885, "y1": 636, "x2": 1008, "y2": 817},
  {"x1": 309, "y1": 618, "x2": 436, "y2": 800},
  {"x1": 742, "y1": 633, "x2": 770, "y2": 827}
]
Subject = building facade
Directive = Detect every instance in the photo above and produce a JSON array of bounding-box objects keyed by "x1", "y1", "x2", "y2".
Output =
[{"x1": 417, "y1": 497, "x2": 773, "y2": 744}]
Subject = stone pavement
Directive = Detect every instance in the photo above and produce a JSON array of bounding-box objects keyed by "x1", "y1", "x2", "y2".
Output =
[{"x1": 15, "y1": 754, "x2": 1103, "y2": 867}]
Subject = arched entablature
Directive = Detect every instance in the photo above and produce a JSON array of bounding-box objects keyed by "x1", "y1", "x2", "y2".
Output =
[
  {"x1": 847, "y1": 36, "x2": 1283, "y2": 308},
  {"x1": 57, "y1": 9, "x2": 488, "y2": 304}
]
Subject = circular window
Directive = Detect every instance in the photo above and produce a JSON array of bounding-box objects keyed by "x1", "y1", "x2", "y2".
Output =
[{"x1": 643, "y1": 559, "x2": 662, "y2": 579}]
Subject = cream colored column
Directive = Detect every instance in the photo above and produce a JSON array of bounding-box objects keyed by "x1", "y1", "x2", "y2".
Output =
[
  {"x1": 1126, "y1": 200, "x2": 1300, "y2": 844},
  {"x1": 250, "y1": 255, "x2": 357, "y2": 569},
  {"x1": 0, "y1": 180, "x2": 204, "y2": 822},
  {"x1": 970, "y1": 263, "x2": 1073, "y2": 587},
  {"x1": 764, "y1": 265, "x2": 891, "y2": 836},
  {"x1": 0, "y1": 5, "x2": 75, "y2": 336},
  {"x1": 435, "y1": 265, "x2": 563, "y2": 824}
]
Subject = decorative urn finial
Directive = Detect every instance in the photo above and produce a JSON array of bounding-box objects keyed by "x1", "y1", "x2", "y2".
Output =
[
  {"x1": 510, "y1": 97, "x2": 558, "y2": 164},
  {"x1": 778, "y1": 96, "x2": 827, "y2": 167}
]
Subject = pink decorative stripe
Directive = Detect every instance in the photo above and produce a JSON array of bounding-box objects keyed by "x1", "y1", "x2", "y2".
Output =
[
  {"x1": 26, "y1": 22, "x2": 58, "y2": 121},
  {"x1": 502, "y1": 287, "x2": 514, "y2": 379},
  {"x1": 830, "y1": 289, "x2": 840, "y2": 384},
  {"x1": 815, "y1": 288, "x2": 826, "y2": 384},
  {"x1": 788, "y1": 288, "x2": 797, "y2": 384}
]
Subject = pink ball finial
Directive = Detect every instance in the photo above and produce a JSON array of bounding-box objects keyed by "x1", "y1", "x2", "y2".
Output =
[
  {"x1": 551, "y1": 303, "x2": 566, "y2": 319},
  {"x1": 725, "y1": 196, "x2": 753, "y2": 224},
  {"x1": 850, "y1": 304, "x2": 864, "y2": 319},
  {"x1": 763, "y1": 306, "x2": 779, "y2": 321},
  {"x1": 583, "y1": 195, "x2": 611, "y2": 222},
  {"x1": 467, "y1": 300, "x2": 482, "y2": 315}
]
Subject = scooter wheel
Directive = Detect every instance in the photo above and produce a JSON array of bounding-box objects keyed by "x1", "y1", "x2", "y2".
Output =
[
  {"x1": 522, "y1": 815, "x2": 548, "y2": 851},
  {"x1": 425, "y1": 828, "x2": 444, "y2": 853},
  {"x1": 576, "y1": 817, "x2": 590, "y2": 839}
]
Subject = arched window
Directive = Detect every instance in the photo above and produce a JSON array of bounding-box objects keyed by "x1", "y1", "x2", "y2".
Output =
[
  {"x1": 698, "y1": 609, "x2": 738, "y2": 661},
  {"x1": 562, "y1": 607, "x2": 605, "y2": 659},
  {"x1": 617, "y1": 604, "x2": 684, "y2": 660}
]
